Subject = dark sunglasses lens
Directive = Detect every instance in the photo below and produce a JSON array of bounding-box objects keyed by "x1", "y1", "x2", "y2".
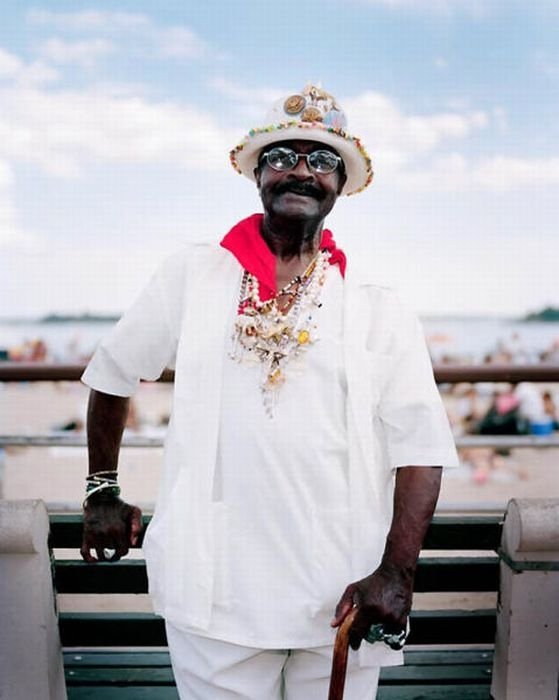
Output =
[
  {"x1": 266, "y1": 148, "x2": 297, "y2": 171},
  {"x1": 308, "y1": 150, "x2": 339, "y2": 173}
]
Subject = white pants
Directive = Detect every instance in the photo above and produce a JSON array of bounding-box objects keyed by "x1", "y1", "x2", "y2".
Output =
[{"x1": 166, "y1": 622, "x2": 380, "y2": 700}]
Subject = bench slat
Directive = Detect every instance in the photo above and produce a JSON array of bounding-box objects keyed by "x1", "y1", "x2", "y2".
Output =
[
  {"x1": 49, "y1": 514, "x2": 503, "y2": 551},
  {"x1": 55, "y1": 556, "x2": 499, "y2": 594},
  {"x1": 67, "y1": 689, "x2": 178, "y2": 699},
  {"x1": 423, "y1": 516, "x2": 502, "y2": 550},
  {"x1": 414, "y1": 556, "x2": 498, "y2": 592},
  {"x1": 66, "y1": 663, "x2": 492, "y2": 685},
  {"x1": 60, "y1": 613, "x2": 166, "y2": 647},
  {"x1": 378, "y1": 687, "x2": 491, "y2": 699},
  {"x1": 407, "y1": 610, "x2": 496, "y2": 645},
  {"x1": 66, "y1": 686, "x2": 490, "y2": 700},
  {"x1": 64, "y1": 652, "x2": 171, "y2": 667},
  {"x1": 56, "y1": 560, "x2": 148, "y2": 594},
  {"x1": 63, "y1": 648, "x2": 493, "y2": 668},
  {"x1": 66, "y1": 667, "x2": 173, "y2": 685},
  {"x1": 59, "y1": 610, "x2": 496, "y2": 647}
]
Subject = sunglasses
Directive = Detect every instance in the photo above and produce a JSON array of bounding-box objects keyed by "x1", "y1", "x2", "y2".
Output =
[{"x1": 260, "y1": 147, "x2": 344, "y2": 175}]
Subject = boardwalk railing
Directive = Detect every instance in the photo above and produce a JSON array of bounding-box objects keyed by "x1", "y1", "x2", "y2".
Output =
[
  {"x1": 2, "y1": 362, "x2": 559, "y2": 451},
  {"x1": 1, "y1": 361, "x2": 559, "y2": 383}
]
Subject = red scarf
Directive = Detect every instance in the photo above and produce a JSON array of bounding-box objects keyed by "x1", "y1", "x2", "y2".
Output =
[{"x1": 220, "y1": 213, "x2": 346, "y2": 301}]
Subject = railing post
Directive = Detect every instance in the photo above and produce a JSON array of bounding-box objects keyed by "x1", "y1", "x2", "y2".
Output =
[
  {"x1": 0, "y1": 500, "x2": 67, "y2": 700},
  {"x1": 491, "y1": 498, "x2": 559, "y2": 699}
]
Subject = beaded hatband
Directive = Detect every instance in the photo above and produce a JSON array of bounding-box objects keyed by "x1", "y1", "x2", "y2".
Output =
[
  {"x1": 230, "y1": 250, "x2": 330, "y2": 416},
  {"x1": 230, "y1": 121, "x2": 373, "y2": 196}
]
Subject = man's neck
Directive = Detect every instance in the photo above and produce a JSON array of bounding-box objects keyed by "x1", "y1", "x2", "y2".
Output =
[{"x1": 260, "y1": 215, "x2": 323, "y2": 262}]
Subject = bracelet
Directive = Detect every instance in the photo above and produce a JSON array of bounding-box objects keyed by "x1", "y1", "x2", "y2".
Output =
[
  {"x1": 84, "y1": 472, "x2": 120, "y2": 508},
  {"x1": 86, "y1": 470, "x2": 118, "y2": 482},
  {"x1": 83, "y1": 482, "x2": 121, "y2": 508}
]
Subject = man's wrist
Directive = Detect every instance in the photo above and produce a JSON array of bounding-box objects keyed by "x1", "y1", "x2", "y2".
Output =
[
  {"x1": 377, "y1": 557, "x2": 416, "y2": 582},
  {"x1": 84, "y1": 471, "x2": 121, "y2": 507},
  {"x1": 83, "y1": 489, "x2": 122, "y2": 507}
]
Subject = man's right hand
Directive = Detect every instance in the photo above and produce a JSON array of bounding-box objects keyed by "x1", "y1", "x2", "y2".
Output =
[{"x1": 81, "y1": 495, "x2": 143, "y2": 563}]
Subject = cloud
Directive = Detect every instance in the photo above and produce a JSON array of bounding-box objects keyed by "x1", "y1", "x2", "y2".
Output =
[
  {"x1": 212, "y1": 78, "x2": 285, "y2": 106},
  {"x1": 352, "y1": 0, "x2": 490, "y2": 17},
  {"x1": 532, "y1": 50, "x2": 559, "y2": 79},
  {"x1": 343, "y1": 90, "x2": 487, "y2": 170},
  {"x1": 391, "y1": 153, "x2": 559, "y2": 191},
  {"x1": 0, "y1": 47, "x2": 58, "y2": 86},
  {"x1": 37, "y1": 38, "x2": 115, "y2": 68},
  {"x1": 0, "y1": 80, "x2": 237, "y2": 176},
  {"x1": 27, "y1": 9, "x2": 210, "y2": 62},
  {"x1": 156, "y1": 27, "x2": 209, "y2": 59},
  {"x1": 27, "y1": 9, "x2": 151, "y2": 33},
  {"x1": 474, "y1": 156, "x2": 559, "y2": 191},
  {"x1": 0, "y1": 48, "x2": 23, "y2": 77},
  {"x1": 0, "y1": 160, "x2": 36, "y2": 250}
]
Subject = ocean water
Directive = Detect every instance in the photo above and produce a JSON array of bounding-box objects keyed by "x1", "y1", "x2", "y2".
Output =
[{"x1": 0, "y1": 316, "x2": 558, "y2": 364}]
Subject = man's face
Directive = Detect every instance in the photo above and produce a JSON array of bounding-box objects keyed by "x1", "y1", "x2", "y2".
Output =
[{"x1": 254, "y1": 140, "x2": 347, "y2": 222}]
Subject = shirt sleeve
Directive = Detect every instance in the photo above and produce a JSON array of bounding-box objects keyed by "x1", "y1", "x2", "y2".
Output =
[
  {"x1": 81, "y1": 250, "x2": 187, "y2": 397},
  {"x1": 377, "y1": 297, "x2": 459, "y2": 470}
]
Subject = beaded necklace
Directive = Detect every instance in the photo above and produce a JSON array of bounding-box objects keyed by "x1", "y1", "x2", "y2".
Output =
[{"x1": 230, "y1": 249, "x2": 330, "y2": 416}]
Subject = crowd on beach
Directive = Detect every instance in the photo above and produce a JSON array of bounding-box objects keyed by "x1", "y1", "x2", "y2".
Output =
[
  {"x1": 430, "y1": 331, "x2": 559, "y2": 366},
  {"x1": 3, "y1": 331, "x2": 559, "y2": 424},
  {"x1": 3, "y1": 327, "x2": 559, "y2": 366},
  {"x1": 1, "y1": 335, "x2": 92, "y2": 363}
]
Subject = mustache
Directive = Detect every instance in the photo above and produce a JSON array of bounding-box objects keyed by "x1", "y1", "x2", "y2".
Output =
[{"x1": 274, "y1": 180, "x2": 324, "y2": 199}]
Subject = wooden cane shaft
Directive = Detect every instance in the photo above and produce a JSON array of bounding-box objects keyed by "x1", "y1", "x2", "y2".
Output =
[{"x1": 327, "y1": 607, "x2": 358, "y2": 700}]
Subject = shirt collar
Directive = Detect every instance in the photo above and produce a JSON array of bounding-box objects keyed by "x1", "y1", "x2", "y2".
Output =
[{"x1": 220, "y1": 213, "x2": 346, "y2": 301}]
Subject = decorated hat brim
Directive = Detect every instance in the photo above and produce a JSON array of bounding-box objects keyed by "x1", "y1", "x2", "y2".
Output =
[{"x1": 230, "y1": 121, "x2": 373, "y2": 196}]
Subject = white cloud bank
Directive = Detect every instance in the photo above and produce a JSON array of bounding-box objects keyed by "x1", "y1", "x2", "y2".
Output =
[
  {"x1": 0, "y1": 82, "x2": 236, "y2": 177},
  {"x1": 352, "y1": 0, "x2": 490, "y2": 17},
  {"x1": 0, "y1": 48, "x2": 557, "y2": 221},
  {"x1": 344, "y1": 90, "x2": 487, "y2": 171},
  {"x1": 27, "y1": 9, "x2": 210, "y2": 61},
  {"x1": 37, "y1": 38, "x2": 115, "y2": 68},
  {"x1": 0, "y1": 160, "x2": 35, "y2": 250}
]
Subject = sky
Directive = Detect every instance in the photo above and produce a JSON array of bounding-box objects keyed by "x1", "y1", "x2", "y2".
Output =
[{"x1": 1, "y1": 0, "x2": 558, "y2": 318}]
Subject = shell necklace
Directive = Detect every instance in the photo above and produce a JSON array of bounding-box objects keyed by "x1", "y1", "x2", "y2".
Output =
[{"x1": 230, "y1": 249, "x2": 330, "y2": 416}]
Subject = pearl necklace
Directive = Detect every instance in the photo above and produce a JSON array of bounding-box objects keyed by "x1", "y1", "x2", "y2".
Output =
[{"x1": 230, "y1": 249, "x2": 330, "y2": 416}]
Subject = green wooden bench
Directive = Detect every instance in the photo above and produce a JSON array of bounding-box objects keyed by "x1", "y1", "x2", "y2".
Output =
[{"x1": 51, "y1": 513, "x2": 502, "y2": 699}]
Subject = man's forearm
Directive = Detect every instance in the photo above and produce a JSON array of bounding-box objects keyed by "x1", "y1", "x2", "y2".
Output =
[
  {"x1": 381, "y1": 466, "x2": 442, "y2": 574},
  {"x1": 87, "y1": 389, "x2": 130, "y2": 474}
]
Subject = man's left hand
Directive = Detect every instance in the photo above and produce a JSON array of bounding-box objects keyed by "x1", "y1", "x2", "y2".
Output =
[{"x1": 331, "y1": 562, "x2": 413, "y2": 650}]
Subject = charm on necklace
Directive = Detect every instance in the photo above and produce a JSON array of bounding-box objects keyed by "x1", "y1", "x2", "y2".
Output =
[{"x1": 230, "y1": 249, "x2": 330, "y2": 416}]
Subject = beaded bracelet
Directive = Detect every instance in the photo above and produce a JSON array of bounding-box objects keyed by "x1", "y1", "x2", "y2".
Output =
[{"x1": 83, "y1": 471, "x2": 121, "y2": 507}]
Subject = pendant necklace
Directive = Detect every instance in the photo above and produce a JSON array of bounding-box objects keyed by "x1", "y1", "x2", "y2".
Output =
[{"x1": 230, "y1": 249, "x2": 330, "y2": 416}]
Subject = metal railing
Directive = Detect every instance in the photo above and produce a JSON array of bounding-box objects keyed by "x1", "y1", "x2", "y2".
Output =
[
  {"x1": 2, "y1": 362, "x2": 559, "y2": 450},
  {"x1": 2, "y1": 361, "x2": 559, "y2": 384}
]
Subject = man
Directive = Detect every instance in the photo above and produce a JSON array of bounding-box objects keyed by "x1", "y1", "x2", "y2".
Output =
[{"x1": 81, "y1": 84, "x2": 458, "y2": 699}]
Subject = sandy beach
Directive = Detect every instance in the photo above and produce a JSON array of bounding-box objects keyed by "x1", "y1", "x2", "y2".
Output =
[{"x1": 2, "y1": 380, "x2": 558, "y2": 511}]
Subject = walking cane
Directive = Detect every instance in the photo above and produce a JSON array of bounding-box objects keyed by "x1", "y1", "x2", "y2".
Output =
[{"x1": 327, "y1": 607, "x2": 358, "y2": 700}]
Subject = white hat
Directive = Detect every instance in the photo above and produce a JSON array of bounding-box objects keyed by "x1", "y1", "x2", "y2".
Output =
[{"x1": 230, "y1": 84, "x2": 373, "y2": 196}]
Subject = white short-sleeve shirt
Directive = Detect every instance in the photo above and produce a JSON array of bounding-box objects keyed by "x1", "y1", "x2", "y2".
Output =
[{"x1": 82, "y1": 243, "x2": 459, "y2": 659}]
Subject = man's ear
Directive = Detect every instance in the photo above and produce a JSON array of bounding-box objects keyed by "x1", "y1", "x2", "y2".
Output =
[{"x1": 254, "y1": 166, "x2": 261, "y2": 188}]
